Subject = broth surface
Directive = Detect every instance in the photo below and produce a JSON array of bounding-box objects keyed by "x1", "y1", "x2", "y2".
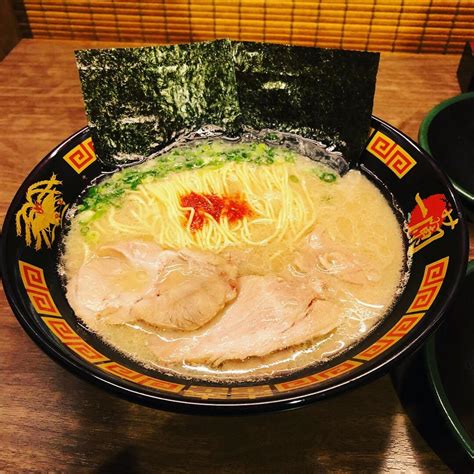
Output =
[{"x1": 62, "y1": 139, "x2": 407, "y2": 381}]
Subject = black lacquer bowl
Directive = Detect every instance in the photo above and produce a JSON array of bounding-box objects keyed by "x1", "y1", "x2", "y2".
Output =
[{"x1": 0, "y1": 117, "x2": 469, "y2": 414}]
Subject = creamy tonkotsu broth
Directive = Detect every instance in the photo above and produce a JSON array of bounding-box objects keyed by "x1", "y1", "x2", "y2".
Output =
[{"x1": 62, "y1": 139, "x2": 407, "y2": 381}]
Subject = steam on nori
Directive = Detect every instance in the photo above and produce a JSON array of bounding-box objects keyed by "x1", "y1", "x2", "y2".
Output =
[{"x1": 75, "y1": 40, "x2": 379, "y2": 166}]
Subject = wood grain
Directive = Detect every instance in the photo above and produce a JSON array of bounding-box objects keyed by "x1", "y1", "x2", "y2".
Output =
[{"x1": 0, "y1": 39, "x2": 471, "y2": 472}]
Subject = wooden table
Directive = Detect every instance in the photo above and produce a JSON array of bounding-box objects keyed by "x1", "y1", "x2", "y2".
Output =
[{"x1": 1, "y1": 39, "x2": 472, "y2": 472}]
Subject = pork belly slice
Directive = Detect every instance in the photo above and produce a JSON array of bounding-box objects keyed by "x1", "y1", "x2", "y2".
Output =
[
  {"x1": 66, "y1": 240, "x2": 237, "y2": 331},
  {"x1": 152, "y1": 275, "x2": 340, "y2": 365}
]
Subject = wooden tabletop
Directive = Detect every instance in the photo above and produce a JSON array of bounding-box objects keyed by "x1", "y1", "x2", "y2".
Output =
[{"x1": 1, "y1": 39, "x2": 472, "y2": 472}]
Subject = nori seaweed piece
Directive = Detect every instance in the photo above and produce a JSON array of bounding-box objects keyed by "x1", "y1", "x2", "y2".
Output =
[
  {"x1": 75, "y1": 40, "x2": 379, "y2": 167},
  {"x1": 75, "y1": 40, "x2": 240, "y2": 166},
  {"x1": 232, "y1": 41, "x2": 380, "y2": 164}
]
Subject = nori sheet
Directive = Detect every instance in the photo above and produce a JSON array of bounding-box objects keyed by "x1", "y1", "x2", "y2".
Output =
[
  {"x1": 232, "y1": 41, "x2": 379, "y2": 164},
  {"x1": 75, "y1": 40, "x2": 379, "y2": 166},
  {"x1": 75, "y1": 40, "x2": 240, "y2": 166}
]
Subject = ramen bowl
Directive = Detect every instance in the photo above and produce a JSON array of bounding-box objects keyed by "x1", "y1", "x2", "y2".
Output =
[{"x1": 0, "y1": 117, "x2": 468, "y2": 414}]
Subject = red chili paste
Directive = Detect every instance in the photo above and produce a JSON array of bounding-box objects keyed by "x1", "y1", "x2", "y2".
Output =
[{"x1": 180, "y1": 192, "x2": 253, "y2": 231}]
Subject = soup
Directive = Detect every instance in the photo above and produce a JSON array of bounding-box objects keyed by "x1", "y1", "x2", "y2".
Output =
[{"x1": 62, "y1": 138, "x2": 407, "y2": 381}]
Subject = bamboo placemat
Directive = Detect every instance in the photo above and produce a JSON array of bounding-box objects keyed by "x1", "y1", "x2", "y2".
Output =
[{"x1": 13, "y1": 0, "x2": 474, "y2": 53}]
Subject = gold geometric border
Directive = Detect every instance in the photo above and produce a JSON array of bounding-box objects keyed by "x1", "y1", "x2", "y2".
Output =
[
  {"x1": 63, "y1": 137, "x2": 96, "y2": 174},
  {"x1": 354, "y1": 313, "x2": 425, "y2": 361},
  {"x1": 226, "y1": 385, "x2": 275, "y2": 400},
  {"x1": 184, "y1": 385, "x2": 230, "y2": 400},
  {"x1": 42, "y1": 317, "x2": 109, "y2": 363},
  {"x1": 367, "y1": 131, "x2": 416, "y2": 178},
  {"x1": 97, "y1": 362, "x2": 185, "y2": 394},
  {"x1": 353, "y1": 256, "x2": 449, "y2": 363},
  {"x1": 19, "y1": 261, "x2": 60, "y2": 316},
  {"x1": 407, "y1": 256, "x2": 449, "y2": 313},
  {"x1": 274, "y1": 360, "x2": 363, "y2": 392},
  {"x1": 17, "y1": 255, "x2": 449, "y2": 400}
]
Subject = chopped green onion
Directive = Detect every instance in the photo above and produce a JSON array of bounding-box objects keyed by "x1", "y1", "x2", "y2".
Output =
[{"x1": 320, "y1": 172, "x2": 337, "y2": 183}]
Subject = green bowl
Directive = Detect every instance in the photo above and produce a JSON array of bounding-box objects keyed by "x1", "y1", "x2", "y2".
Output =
[
  {"x1": 419, "y1": 92, "x2": 474, "y2": 220},
  {"x1": 392, "y1": 261, "x2": 474, "y2": 471}
]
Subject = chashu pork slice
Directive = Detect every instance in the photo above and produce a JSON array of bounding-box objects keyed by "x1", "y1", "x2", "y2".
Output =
[
  {"x1": 66, "y1": 240, "x2": 166, "y2": 326},
  {"x1": 130, "y1": 251, "x2": 237, "y2": 331},
  {"x1": 66, "y1": 240, "x2": 237, "y2": 331},
  {"x1": 151, "y1": 274, "x2": 340, "y2": 366},
  {"x1": 294, "y1": 230, "x2": 381, "y2": 285}
]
